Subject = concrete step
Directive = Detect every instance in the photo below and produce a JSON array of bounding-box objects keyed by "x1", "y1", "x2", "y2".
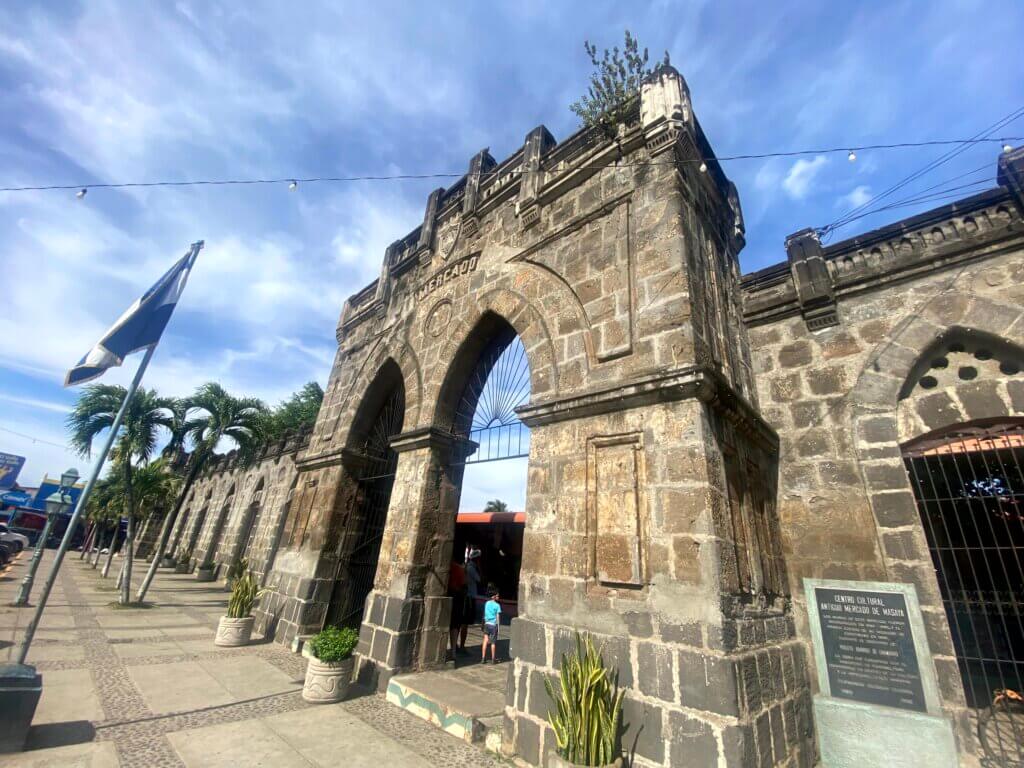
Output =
[{"x1": 385, "y1": 666, "x2": 507, "y2": 747}]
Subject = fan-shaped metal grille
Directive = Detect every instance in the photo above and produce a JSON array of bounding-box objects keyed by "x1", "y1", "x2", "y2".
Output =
[{"x1": 455, "y1": 334, "x2": 531, "y2": 464}]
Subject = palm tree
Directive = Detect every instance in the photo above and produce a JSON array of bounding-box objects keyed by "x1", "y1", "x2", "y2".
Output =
[
  {"x1": 82, "y1": 475, "x2": 121, "y2": 571},
  {"x1": 67, "y1": 384, "x2": 175, "y2": 604},
  {"x1": 484, "y1": 499, "x2": 509, "y2": 514},
  {"x1": 136, "y1": 382, "x2": 267, "y2": 602}
]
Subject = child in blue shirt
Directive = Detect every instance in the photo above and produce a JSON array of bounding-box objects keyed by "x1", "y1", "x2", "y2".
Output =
[{"x1": 481, "y1": 588, "x2": 501, "y2": 664}]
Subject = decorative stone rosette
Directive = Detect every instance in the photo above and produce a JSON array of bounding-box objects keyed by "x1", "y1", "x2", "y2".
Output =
[
  {"x1": 302, "y1": 656, "x2": 354, "y2": 704},
  {"x1": 214, "y1": 615, "x2": 254, "y2": 647}
]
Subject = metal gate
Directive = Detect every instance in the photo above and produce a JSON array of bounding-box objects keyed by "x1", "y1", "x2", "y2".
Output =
[
  {"x1": 903, "y1": 421, "x2": 1024, "y2": 766},
  {"x1": 455, "y1": 331, "x2": 531, "y2": 464},
  {"x1": 328, "y1": 388, "x2": 404, "y2": 629}
]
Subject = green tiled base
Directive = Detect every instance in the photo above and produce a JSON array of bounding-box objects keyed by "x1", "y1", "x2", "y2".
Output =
[{"x1": 386, "y1": 678, "x2": 481, "y2": 742}]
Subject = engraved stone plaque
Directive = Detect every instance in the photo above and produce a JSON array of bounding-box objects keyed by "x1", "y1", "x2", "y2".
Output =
[
  {"x1": 805, "y1": 579, "x2": 942, "y2": 715},
  {"x1": 815, "y1": 586, "x2": 925, "y2": 711}
]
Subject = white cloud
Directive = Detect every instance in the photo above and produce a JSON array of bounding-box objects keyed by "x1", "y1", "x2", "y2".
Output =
[
  {"x1": 0, "y1": 394, "x2": 71, "y2": 414},
  {"x1": 836, "y1": 184, "x2": 872, "y2": 210},
  {"x1": 460, "y1": 458, "x2": 528, "y2": 513},
  {"x1": 329, "y1": 189, "x2": 423, "y2": 284},
  {"x1": 782, "y1": 155, "x2": 828, "y2": 199}
]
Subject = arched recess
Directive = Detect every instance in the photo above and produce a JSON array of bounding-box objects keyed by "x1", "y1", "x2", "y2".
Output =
[
  {"x1": 325, "y1": 359, "x2": 406, "y2": 628},
  {"x1": 228, "y1": 476, "x2": 266, "y2": 572},
  {"x1": 422, "y1": 289, "x2": 558, "y2": 427},
  {"x1": 328, "y1": 335, "x2": 422, "y2": 451},
  {"x1": 848, "y1": 311, "x2": 1024, "y2": 760},
  {"x1": 197, "y1": 483, "x2": 235, "y2": 574}
]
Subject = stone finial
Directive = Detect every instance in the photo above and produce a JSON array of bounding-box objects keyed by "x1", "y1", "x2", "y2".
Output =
[
  {"x1": 462, "y1": 149, "x2": 497, "y2": 236},
  {"x1": 997, "y1": 146, "x2": 1024, "y2": 212},
  {"x1": 640, "y1": 65, "x2": 693, "y2": 157},
  {"x1": 785, "y1": 228, "x2": 839, "y2": 331},
  {"x1": 517, "y1": 125, "x2": 556, "y2": 230},
  {"x1": 727, "y1": 181, "x2": 746, "y2": 252},
  {"x1": 417, "y1": 188, "x2": 445, "y2": 254}
]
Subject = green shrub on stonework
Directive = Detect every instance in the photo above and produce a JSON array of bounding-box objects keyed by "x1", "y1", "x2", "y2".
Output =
[
  {"x1": 570, "y1": 30, "x2": 669, "y2": 134},
  {"x1": 545, "y1": 632, "x2": 624, "y2": 766},
  {"x1": 309, "y1": 626, "x2": 359, "y2": 663}
]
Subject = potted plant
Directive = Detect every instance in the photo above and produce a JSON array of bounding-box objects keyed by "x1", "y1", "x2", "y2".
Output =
[
  {"x1": 214, "y1": 568, "x2": 262, "y2": 647},
  {"x1": 544, "y1": 633, "x2": 625, "y2": 768},
  {"x1": 174, "y1": 547, "x2": 192, "y2": 574},
  {"x1": 302, "y1": 626, "x2": 358, "y2": 704}
]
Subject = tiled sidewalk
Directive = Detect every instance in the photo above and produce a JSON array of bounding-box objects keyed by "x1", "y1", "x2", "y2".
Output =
[{"x1": 0, "y1": 550, "x2": 507, "y2": 767}]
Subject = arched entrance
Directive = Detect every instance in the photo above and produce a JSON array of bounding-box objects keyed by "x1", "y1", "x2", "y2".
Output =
[
  {"x1": 445, "y1": 319, "x2": 531, "y2": 661},
  {"x1": 326, "y1": 368, "x2": 406, "y2": 628},
  {"x1": 902, "y1": 419, "x2": 1024, "y2": 764}
]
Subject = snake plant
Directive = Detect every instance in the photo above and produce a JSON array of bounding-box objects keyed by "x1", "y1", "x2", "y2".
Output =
[
  {"x1": 545, "y1": 633, "x2": 625, "y2": 766},
  {"x1": 226, "y1": 568, "x2": 263, "y2": 618}
]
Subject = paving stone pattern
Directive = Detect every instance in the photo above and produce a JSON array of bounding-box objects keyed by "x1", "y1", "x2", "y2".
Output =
[{"x1": 1, "y1": 554, "x2": 511, "y2": 767}]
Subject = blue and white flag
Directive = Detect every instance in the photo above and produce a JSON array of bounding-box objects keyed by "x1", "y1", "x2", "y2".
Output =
[{"x1": 65, "y1": 243, "x2": 202, "y2": 387}]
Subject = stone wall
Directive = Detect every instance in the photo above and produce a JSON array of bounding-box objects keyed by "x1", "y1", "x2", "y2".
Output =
[
  {"x1": 167, "y1": 429, "x2": 308, "y2": 606},
  {"x1": 251, "y1": 65, "x2": 814, "y2": 766},
  {"x1": 739, "y1": 147, "x2": 1024, "y2": 764}
]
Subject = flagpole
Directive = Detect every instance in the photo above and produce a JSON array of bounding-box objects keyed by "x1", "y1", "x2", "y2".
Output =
[
  {"x1": 15, "y1": 345, "x2": 156, "y2": 664},
  {"x1": 16, "y1": 240, "x2": 204, "y2": 666}
]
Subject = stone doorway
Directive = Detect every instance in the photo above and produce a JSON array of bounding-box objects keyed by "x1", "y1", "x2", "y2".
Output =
[
  {"x1": 326, "y1": 383, "x2": 405, "y2": 629},
  {"x1": 903, "y1": 419, "x2": 1024, "y2": 766}
]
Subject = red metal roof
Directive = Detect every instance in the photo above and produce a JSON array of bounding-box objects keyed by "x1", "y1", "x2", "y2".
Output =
[{"x1": 456, "y1": 511, "x2": 525, "y2": 524}]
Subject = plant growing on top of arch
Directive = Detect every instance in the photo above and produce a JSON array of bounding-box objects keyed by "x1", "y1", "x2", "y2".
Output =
[{"x1": 570, "y1": 30, "x2": 669, "y2": 136}]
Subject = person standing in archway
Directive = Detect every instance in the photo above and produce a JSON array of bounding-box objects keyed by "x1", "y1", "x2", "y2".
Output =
[
  {"x1": 447, "y1": 556, "x2": 466, "y2": 660},
  {"x1": 465, "y1": 548, "x2": 482, "y2": 625}
]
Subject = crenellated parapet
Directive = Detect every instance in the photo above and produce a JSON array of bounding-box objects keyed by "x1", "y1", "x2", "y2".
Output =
[{"x1": 742, "y1": 151, "x2": 1024, "y2": 331}]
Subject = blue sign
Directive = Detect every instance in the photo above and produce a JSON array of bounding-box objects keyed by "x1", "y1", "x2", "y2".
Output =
[
  {"x1": 0, "y1": 453, "x2": 26, "y2": 489},
  {"x1": 0, "y1": 490, "x2": 33, "y2": 507}
]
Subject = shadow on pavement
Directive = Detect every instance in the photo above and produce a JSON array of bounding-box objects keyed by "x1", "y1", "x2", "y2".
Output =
[{"x1": 25, "y1": 720, "x2": 96, "y2": 750}]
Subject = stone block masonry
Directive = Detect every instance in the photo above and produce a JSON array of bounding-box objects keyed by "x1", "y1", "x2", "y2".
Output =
[
  {"x1": 163, "y1": 75, "x2": 1024, "y2": 768},
  {"x1": 741, "y1": 146, "x2": 1024, "y2": 765}
]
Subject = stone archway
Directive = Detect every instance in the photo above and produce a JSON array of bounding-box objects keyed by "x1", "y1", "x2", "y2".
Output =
[
  {"x1": 354, "y1": 311, "x2": 538, "y2": 681},
  {"x1": 261, "y1": 67, "x2": 816, "y2": 765}
]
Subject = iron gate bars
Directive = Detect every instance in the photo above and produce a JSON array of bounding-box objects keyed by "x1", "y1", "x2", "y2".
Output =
[
  {"x1": 903, "y1": 421, "x2": 1024, "y2": 766},
  {"x1": 454, "y1": 332, "x2": 531, "y2": 465}
]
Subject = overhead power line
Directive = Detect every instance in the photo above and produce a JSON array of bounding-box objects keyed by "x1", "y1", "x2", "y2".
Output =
[
  {"x1": 821, "y1": 105, "x2": 1024, "y2": 238},
  {"x1": 0, "y1": 136, "x2": 1020, "y2": 194},
  {"x1": 0, "y1": 425, "x2": 72, "y2": 450}
]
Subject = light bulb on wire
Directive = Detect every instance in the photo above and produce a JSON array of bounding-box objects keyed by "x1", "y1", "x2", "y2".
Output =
[
  {"x1": 848, "y1": 150, "x2": 857, "y2": 162},
  {"x1": 698, "y1": 161, "x2": 707, "y2": 173},
  {"x1": 1004, "y1": 144, "x2": 1014, "y2": 153},
  {"x1": 76, "y1": 188, "x2": 87, "y2": 199},
  {"x1": 288, "y1": 180, "x2": 298, "y2": 191}
]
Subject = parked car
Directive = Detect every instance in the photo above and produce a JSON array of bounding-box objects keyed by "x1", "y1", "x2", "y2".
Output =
[{"x1": 0, "y1": 522, "x2": 29, "y2": 552}]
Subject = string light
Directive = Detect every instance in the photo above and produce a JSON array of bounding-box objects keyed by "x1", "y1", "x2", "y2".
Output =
[
  {"x1": 847, "y1": 150, "x2": 857, "y2": 162},
  {"x1": 1005, "y1": 144, "x2": 1015, "y2": 153},
  {"x1": 75, "y1": 188, "x2": 87, "y2": 199},
  {"x1": 698, "y1": 161, "x2": 708, "y2": 173},
  {"x1": 2, "y1": 135, "x2": 1021, "y2": 196}
]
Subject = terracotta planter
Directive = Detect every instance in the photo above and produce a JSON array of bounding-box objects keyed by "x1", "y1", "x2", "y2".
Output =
[
  {"x1": 214, "y1": 616, "x2": 254, "y2": 647},
  {"x1": 195, "y1": 564, "x2": 216, "y2": 582},
  {"x1": 160, "y1": 555, "x2": 176, "y2": 568},
  {"x1": 547, "y1": 755, "x2": 623, "y2": 768},
  {"x1": 174, "y1": 561, "x2": 191, "y2": 574},
  {"x1": 302, "y1": 656, "x2": 354, "y2": 703}
]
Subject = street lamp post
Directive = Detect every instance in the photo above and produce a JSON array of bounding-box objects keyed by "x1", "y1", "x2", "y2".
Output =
[{"x1": 12, "y1": 468, "x2": 79, "y2": 608}]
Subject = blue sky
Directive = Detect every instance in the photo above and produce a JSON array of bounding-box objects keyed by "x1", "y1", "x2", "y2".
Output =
[{"x1": 1, "y1": 1, "x2": 1022, "y2": 507}]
